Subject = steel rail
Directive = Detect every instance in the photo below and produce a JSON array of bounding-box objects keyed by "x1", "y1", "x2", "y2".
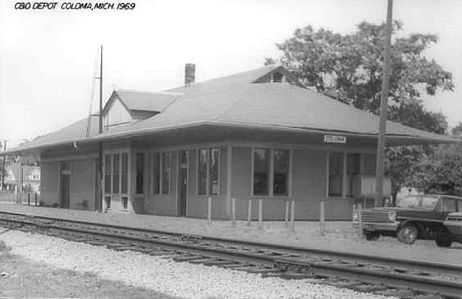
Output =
[
  {"x1": 0, "y1": 211, "x2": 461, "y2": 298},
  {"x1": 0, "y1": 210, "x2": 459, "y2": 273}
]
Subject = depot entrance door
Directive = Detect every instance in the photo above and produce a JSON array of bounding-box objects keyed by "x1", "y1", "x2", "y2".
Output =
[
  {"x1": 60, "y1": 161, "x2": 71, "y2": 208},
  {"x1": 178, "y1": 151, "x2": 188, "y2": 216}
]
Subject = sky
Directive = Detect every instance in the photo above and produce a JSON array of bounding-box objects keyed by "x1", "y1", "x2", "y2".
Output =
[{"x1": 1, "y1": 0, "x2": 461, "y2": 148}]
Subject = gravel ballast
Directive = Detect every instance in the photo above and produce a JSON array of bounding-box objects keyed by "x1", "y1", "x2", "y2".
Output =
[
  {"x1": 1, "y1": 204, "x2": 461, "y2": 267},
  {"x1": 0, "y1": 229, "x2": 394, "y2": 299}
]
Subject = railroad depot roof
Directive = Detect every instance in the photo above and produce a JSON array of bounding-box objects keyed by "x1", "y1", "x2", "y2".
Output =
[{"x1": 4, "y1": 65, "x2": 456, "y2": 154}]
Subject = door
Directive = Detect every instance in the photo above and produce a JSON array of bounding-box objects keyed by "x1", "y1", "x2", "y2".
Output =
[
  {"x1": 60, "y1": 161, "x2": 71, "y2": 208},
  {"x1": 178, "y1": 151, "x2": 188, "y2": 216}
]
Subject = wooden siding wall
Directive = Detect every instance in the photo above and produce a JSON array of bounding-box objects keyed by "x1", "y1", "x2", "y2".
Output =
[
  {"x1": 40, "y1": 161, "x2": 60, "y2": 206},
  {"x1": 68, "y1": 159, "x2": 96, "y2": 210}
]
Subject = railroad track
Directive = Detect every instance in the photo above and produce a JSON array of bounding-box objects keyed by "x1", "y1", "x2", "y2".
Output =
[{"x1": 0, "y1": 211, "x2": 461, "y2": 298}]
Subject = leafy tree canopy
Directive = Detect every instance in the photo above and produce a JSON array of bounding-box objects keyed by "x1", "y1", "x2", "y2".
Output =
[{"x1": 266, "y1": 21, "x2": 454, "y2": 120}]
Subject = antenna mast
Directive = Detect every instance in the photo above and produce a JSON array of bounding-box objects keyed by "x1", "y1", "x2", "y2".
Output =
[{"x1": 97, "y1": 45, "x2": 103, "y2": 212}]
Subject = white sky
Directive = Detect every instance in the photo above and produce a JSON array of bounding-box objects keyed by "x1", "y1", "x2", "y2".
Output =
[{"x1": 1, "y1": 0, "x2": 461, "y2": 148}]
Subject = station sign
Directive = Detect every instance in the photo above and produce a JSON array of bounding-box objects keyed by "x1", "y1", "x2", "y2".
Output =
[{"x1": 323, "y1": 135, "x2": 346, "y2": 144}]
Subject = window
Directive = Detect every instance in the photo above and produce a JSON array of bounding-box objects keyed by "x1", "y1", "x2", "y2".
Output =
[
  {"x1": 113, "y1": 154, "x2": 120, "y2": 193},
  {"x1": 104, "y1": 154, "x2": 112, "y2": 193},
  {"x1": 210, "y1": 148, "x2": 219, "y2": 195},
  {"x1": 197, "y1": 148, "x2": 220, "y2": 195},
  {"x1": 346, "y1": 153, "x2": 360, "y2": 197},
  {"x1": 152, "y1": 152, "x2": 171, "y2": 195},
  {"x1": 105, "y1": 152, "x2": 129, "y2": 195},
  {"x1": 441, "y1": 198, "x2": 457, "y2": 213},
  {"x1": 328, "y1": 152, "x2": 343, "y2": 197},
  {"x1": 271, "y1": 72, "x2": 284, "y2": 83},
  {"x1": 273, "y1": 149, "x2": 289, "y2": 196},
  {"x1": 252, "y1": 148, "x2": 290, "y2": 196},
  {"x1": 121, "y1": 153, "x2": 128, "y2": 194},
  {"x1": 152, "y1": 153, "x2": 160, "y2": 194},
  {"x1": 161, "y1": 152, "x2": 171, "y2": 194},
  {"x1": 136, "y1": 153, "x2": 144, "y2": 194}
]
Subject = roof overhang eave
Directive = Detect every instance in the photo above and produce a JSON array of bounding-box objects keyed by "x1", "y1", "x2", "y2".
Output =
[{"x1": 2, "y1": 121, "x2": 457, "y2": 156}]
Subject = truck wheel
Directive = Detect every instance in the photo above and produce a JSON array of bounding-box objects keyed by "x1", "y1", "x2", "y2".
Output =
[
  {"x1": 397, "y1": 224, "x2": 418, "y2": 244},
  {"x1": 435, "y1": 234, "x2": 452, "y2": 248},
  {"x1": 364, "y1": 231, "x2": 380, "y2": 241}
]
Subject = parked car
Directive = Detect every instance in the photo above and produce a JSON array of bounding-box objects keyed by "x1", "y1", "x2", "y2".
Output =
[
  {"x1": 441, "y1": 212, "x2": 462, "y2": 247},
  {"x1": 359, "y1": 194, "x2": 462, "y2": 245}
]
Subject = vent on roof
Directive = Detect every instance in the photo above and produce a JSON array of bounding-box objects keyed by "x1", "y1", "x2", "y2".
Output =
[{"x1": 271, "y1": 72, "x2": 284, "y2": 83}]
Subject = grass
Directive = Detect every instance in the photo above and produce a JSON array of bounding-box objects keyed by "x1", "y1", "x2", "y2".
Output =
[{"x1": 0, "y1": 239, "x2": 177, "y2": 299}]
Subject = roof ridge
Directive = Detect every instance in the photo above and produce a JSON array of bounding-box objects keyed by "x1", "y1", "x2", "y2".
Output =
[{"x1": 117, "y1": 89, "x2": 183, "y2": 96}]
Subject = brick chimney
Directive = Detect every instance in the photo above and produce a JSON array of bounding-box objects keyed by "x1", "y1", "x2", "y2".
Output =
[{"x1": 185, "y1": 63, "x2": 195, "y2": 86}]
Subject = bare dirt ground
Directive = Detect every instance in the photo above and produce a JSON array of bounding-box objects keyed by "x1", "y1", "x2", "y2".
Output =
[{"x1": 0, "y1": 238, "x2": 176, "y2": 299}]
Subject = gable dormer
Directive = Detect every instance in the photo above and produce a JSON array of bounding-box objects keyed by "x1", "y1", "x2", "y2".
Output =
[
  {"x1": 103, "y1": 94, "x2": 132, "y2": 130},
  {"x1": 252, "y1": 66, "x2": 305, "y2": 88},
  {"x1": 102, "y1": 90, "x2": 180, "y2": 130}
]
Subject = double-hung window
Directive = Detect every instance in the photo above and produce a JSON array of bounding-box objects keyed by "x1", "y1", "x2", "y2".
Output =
[
  {"x1": 103, "y1": 151, "x2": 130, "y2": 197},
  {"x1": 152, "y1": 152, "x2": 171, "y2": 195},
  {"x1": 252, "y1": 148, "x2": 291, "y2": 196},
  {"x1": 327, "y1": 152, "x2": 363, "y2": 198},
  {"x1": 197, "y1": 148, "x2": 220, "y2": 195}
]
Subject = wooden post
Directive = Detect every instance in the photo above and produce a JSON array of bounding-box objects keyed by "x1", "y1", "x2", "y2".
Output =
[
  {"x1": 375, "y1": 0, "x2": 393, "y2": 207},
  {"x1": 34, "y1": 193, "x2": 38, "y2": 206},
  {"x1": 284, "y1": 200, "x2": 289, "y2": 228},
  {"x1": 290, "y1": 200, "x2": 295, "y2": 232},
  {"x1": 258, "y1": 198, "x2": 263, "y2": 229},
  {"x1": 352, "y1": 203, "x2": 357, "y2": 226},
  {"x1": 320, "y1": 201, "x2": 325, "y2": 236},
  {"x1": 27, "y1": 193, "x2": 30, "y2": 206},
  {"x1": 358, "y1": 203, "x2": 363, "y2": 238},
  {"x1": 231, "y1": 198, "x2": 236, "y2": 227},
  {"x1": 247, "y1": 199, "x2": 252, "y2": 226},
  {"x1": 207, "y1": 196, "x2": 212, "y2": 225}
]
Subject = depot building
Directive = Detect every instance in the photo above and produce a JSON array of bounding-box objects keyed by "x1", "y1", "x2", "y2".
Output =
[{"x1": 3, "y1": 65, "x2": 453, "y2": 220}]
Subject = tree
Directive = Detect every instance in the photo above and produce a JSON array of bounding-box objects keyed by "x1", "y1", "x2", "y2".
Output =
[
  {"x1": 451, "y1": 122, "x2": 462, "y2": 137},
  {"x1": 404, "y1": 142, "x2": 462, "y2": 196},
  {"x1": 267, "y1": 21, "x2": 453, "y2": 117},
  {"x1": 267, "y1": 21, "x2": 454, "y2": 201}
]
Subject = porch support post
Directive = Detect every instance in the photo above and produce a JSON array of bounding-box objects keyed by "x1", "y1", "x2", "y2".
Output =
[{"x1": 226, "y1": 143, "x2": 233, "y2": 217}]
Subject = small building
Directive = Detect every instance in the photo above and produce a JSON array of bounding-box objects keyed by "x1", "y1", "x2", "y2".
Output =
[
  {"x1": 3, "y1": 65, "x2": 453, "y2": 219},
  {"x1": 3, "y1": 162, "x2": 41, "y2": 194}
]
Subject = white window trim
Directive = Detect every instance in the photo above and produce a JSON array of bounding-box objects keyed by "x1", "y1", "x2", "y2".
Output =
[
  {"x1": 251, "y1": 147, "x2": 292, "y2": 197},
  {"x1": 196, "y1": 147, "x2": 221, "y2": 196},
  {"x1": 103, "y1": 150, "x2": 130, "y2": 198}
]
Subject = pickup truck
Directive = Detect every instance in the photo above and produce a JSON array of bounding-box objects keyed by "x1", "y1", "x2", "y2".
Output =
[{"x1": 360, "y1": 194, "x2": 462, "y2": 245}]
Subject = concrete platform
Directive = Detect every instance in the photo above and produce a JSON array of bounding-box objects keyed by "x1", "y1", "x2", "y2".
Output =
[{"x1": 1, "y1": 203, "x2": 461, "y2": 267}]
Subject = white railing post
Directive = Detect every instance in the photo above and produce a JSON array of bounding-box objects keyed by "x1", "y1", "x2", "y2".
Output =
[
  {"x1": 320, "y1": 201, "x2": 325, "y2": 236},
  {"x1": 258, "y1": 198, "x2": 263, "y2": 229},
  {"x1": 290, "y1": 200, "x2": 295, "y2": 232},
  {"x1": 358, "y1": 203, "x2": 363, "y2": 238},
  {"x1": 207, "y1": 196, "x2": 212, "y2": 225},
  {"x1": 231, "y1": 198, "x2": 236, "y2": 227},
  {"x1": 352, "y1": 203, "x2": 357, "y2": 227},
  {"x1": 247, "y1": 199, "x2": 252, "y2": 226}
]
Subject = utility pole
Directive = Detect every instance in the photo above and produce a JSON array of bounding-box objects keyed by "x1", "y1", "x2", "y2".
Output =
[
  {"x1": 97, "y1": 45, "x2": 103, "y2": 212},
  {"x1": 375, "y1": 0, "x2": 393, "y2": 207},
  {"x1": 1, "y1": 140, "x2": 6, "y2": 190}
]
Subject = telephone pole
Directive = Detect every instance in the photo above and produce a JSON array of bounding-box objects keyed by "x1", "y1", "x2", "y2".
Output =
[
  {"x1": 1, "y1": 140, "x2": 6, "y2": 190},
  {"x1": 97, "y1": 45, "x2": 103, "y2": 212},
  {"x1": 375, "y1": 0, "x2": 393, "y2": 207}
]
